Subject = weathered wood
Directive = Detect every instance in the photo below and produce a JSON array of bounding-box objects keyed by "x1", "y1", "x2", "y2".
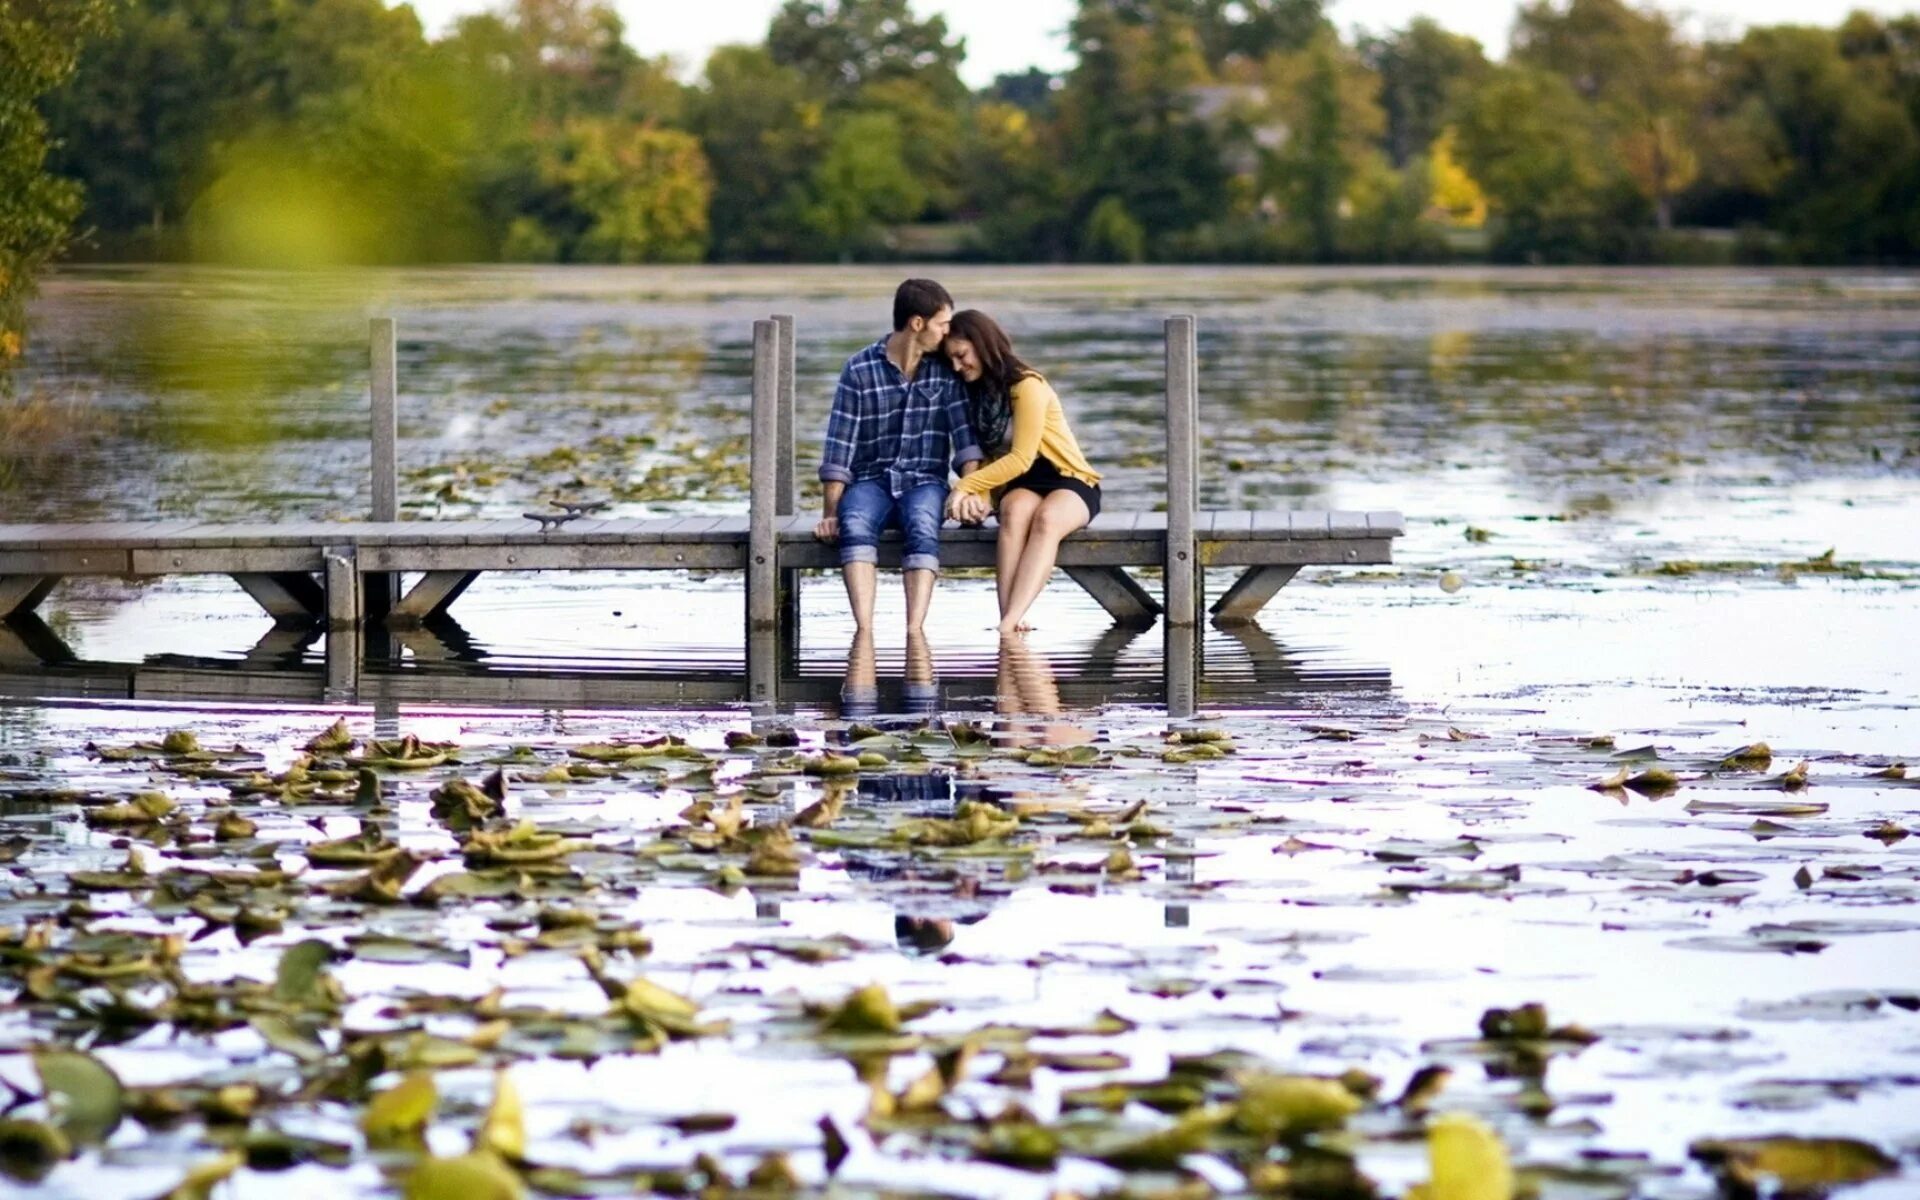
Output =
[
  {"x1": 773, "y1": 313, "x2": 796, "y2": 516},
  {"x1": 231, "y1": 571, "x2": 326, "y2": 624},
  {"x1": 370, "y1": 318, "x2": 399, "y2": 522},
  {"x1": 773, "y1": 313, "x2": 802, "y2": 639},
  {"x1": 0, "y1": 549, "x2": 132, "y2": 574},
  {"x1": 1205, "y1": 537, "x2": 1393, "y2": 568},
  {"x1": 749, "y1": 320, "x2": 780, "y2": 636},
  {"x1": 387, "y1": 570, "x2": 481, "y2": 626},
  {"x1": 325, "y1": 624, "x2": 360, "y2": 697},
  {"x1": 1062, "y1": 566, "x2": 1161, "y2": 626},
  {"x1": 360, "y1": 541, "x2": 746, "y2": 572},
  {"x1": 134, "y1": 547, "x2": 323, "y2": 575},
  {"x1": 1209, "y1": 564, "x2": 1302, "y2": 623},
  {"x1": 1164, "y1": 316, "x2": 1199, "y2": 627},
  {"x1": 323, "y1": 552, "x2": 360, "y2": 630},
  {"x1": 0, "y1": 576, "x2": 58, "y2": 618},
  {"x1": 1165, "y1": 621, "x2": 1198, "y2": 720},
  {"x1": 0, "y1": 614, "x2": 75, "y2": 667}
]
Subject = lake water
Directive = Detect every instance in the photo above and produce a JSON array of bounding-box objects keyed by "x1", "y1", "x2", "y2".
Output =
[{"x1": 2, "y1": 266, "x2": 1917, "y2": 1199}]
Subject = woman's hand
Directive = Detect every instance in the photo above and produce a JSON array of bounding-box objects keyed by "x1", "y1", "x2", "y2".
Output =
[{"x1": 947, "y1": 491, "x2": 992, "y2": 524}]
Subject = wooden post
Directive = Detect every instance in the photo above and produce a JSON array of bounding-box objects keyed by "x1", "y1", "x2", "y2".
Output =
[
  {"x1": 371, "y1": 319, "x2": 398, "y2": 522},
  {"x1": 773, "y1": 314, "x2": 797, "y2": 515},
  {"x1": 1164, "y1": 315, "x2": 1199, "y2": 628},
  {"x1": 748, "y1": 319, "x2": 780, "y2": 704},
  {"x1": 773, "y1": 313, "x2": 801, "y2": 642},
  {"x1": 367, "y1": 318, "x2": 399, "y2": 622}
]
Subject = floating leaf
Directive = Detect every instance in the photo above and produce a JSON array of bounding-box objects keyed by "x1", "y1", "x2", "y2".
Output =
[
  {"x1": 1232, "y1": 1073, "x2": 1362, "y2": 1141},
  {"x1": 156, "y1": 1149, "x2": 245, "y2": 1200},
  {"x1": 1413, "y1": 1112, "x2": 1512, "y2": 1200},
  {"x1": 1721, "y1": 742, "x2": 1773, "y2": 770},
  {"x1": 33, "y1": 1050, "x2": 122, "y2": 1145},
  {"x1": 823, "y1": 984, "x2": 901, "y2": 1035},
  {"x1": 273, "y1": 939, "x2": 334, "y2": 1006},
  {"x1": 362, "y1": 1072, "x2": 437, "y2": 1144},
  {"x1": 0, "y1": 1118, "x2": 70, "y2": 1183},
  {"x1": 403, "y1": 1151, "x2": 524, "y2": 1200},
  {"x1": 1690, "y1": 1135, "x2": 1896, "y2": 1192},
  {"x1": 478, "y1": 1070, "x2": 524, "y2": 1162}
]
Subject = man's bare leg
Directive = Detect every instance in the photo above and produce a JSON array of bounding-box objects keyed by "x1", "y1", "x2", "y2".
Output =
[
  {"x1": 903, "y1": 568, "x2": 935, "y2": 632},
  {"x1": 843, "y1": 562, "x2": 878, "y2": 632}
]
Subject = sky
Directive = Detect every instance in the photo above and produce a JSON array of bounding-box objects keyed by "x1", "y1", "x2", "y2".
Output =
[{"x1": 407, "y1": 0, "x2": 1920, "y2": 88}]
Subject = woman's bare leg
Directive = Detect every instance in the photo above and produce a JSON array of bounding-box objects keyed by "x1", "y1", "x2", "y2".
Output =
[
  {"x1": 998, "y1": 490, "x2": 1091, "y2": 635},
  {"x1": 994, "y1": 489, "x2": 1043, "y2": 620}
]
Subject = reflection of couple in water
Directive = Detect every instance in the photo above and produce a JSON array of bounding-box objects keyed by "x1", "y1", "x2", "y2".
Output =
[
  {"x1": 838, "y1": 631, "x2": 1087, "y2": 956},
  {"x1": 813, "y1": 278, "x2": 1103, "y2": 639}
]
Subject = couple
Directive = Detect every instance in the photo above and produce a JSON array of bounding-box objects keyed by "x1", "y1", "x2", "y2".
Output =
[{"x1": 814, "y1": 278, "x2": 1102, "y2": 637}]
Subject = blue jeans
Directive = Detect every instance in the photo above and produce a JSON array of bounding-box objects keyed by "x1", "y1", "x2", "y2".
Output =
[{"x1": 837, "y1": 479, "x2": 946, "y2": 572}]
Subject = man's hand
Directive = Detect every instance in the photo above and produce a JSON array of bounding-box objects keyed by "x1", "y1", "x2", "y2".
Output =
[
  {"x1": 947, "y1": 491, "x2": 992, "y2": 524},
  {"x1": 815, "y1": 515, "x2": 839, "y2": 541}
]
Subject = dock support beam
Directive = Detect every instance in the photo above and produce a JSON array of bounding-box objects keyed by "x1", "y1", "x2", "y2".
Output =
[
  {"x1": 1164, "y1": 315, "x2": 1200, "y2": 627},
  {"x1": 1063, "y1": 566, "x2": 1161, "y2": 626},
  {"x1": 231, "y1": 572, "x2": 327, "y2": 625},
  {"x1": 747, "y1": 319, "x2": 780, "y2": 704},
  {"x1": 388, "y1": 571, "x2": 481, "y2": 626},
  {"x1": 323, "y1": 551, "x2": 361, "y2": 699},
  {"x1": 0, "y1": 576, "x2": 58, "y2": 619},
  {"x1": 1210, "y1": 565, "x2": 1301, "y2": 624}
]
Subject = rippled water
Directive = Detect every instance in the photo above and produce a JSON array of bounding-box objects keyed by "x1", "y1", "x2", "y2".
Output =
[{"x1": 1, "y1": 267, "x2": 1917, "y2": 1199}]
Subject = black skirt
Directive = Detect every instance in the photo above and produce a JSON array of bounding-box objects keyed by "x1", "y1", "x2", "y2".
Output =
[{"x1": 1002, "y1": 454, "x2": 1102, "y2": 519}]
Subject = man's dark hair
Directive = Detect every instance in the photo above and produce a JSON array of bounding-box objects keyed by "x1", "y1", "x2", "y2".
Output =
[{"x1": 893, "y1": 278, "x2": 953, "y2": 331}]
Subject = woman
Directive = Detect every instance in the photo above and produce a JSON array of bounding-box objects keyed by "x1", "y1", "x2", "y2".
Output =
[{"x1": 943, "y1": 310, "x2": 1103, "y2": 635}]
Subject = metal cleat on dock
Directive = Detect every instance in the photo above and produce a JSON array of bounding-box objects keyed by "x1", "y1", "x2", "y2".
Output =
[{"x1": 523, "y1": 499, "x2": 609, "y2": 531}]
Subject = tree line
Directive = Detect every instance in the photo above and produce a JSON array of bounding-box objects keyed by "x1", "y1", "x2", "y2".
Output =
[{"x1": 16, "y1": 0, "x2": 1920, "y2": 283}]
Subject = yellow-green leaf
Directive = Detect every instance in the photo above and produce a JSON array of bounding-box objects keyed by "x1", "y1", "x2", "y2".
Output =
[
  {"x1": 403, "y1": 1151, "x2": 524, "y2": 1200},
  {"x1": 361, "y1": 1072, "x2": 438, "y2": 1143},
  {"x1": 1415, "y1": 1112, "x2": 1512, "y2": 1200},
  {"x1": 478, "y1": 1070, "x2": 525, "y2": 1162}
]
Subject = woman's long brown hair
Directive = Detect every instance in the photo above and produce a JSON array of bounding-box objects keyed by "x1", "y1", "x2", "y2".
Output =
[{"x1": 948, "y1": 309, "x2": 1036, "y2": 453}]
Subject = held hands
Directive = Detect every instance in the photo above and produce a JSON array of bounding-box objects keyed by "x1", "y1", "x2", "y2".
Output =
[{"x1": 946, "y1": 491, "x2": 992, "y2": 525}]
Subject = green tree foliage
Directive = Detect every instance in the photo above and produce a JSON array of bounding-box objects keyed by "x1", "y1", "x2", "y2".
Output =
[
  {"x1": 768, "y1": 0, "x2": 966, "y2": 101},
  {"x1": 1059, "y1": 0, "x2": 1228, "y2": 256},
  {"x1": 1358, "y1": 18, "x2": 1488, "y2": 167},
  {"x1": 1697, "y1": 24, "x2": 1917, "y2": 259},
  {"x1": 1, "y1": 0, "x2": 113, "y2": 370},
  {"x1": 27, "y1": 0, "x2": 1920, "y2": 268},
  {"x1": 1513, "y1": 0, "x2": 1700, "y2": 229},
  {"x1": 1450, "y1": 65, "x2": 1623, "y2": 260}
]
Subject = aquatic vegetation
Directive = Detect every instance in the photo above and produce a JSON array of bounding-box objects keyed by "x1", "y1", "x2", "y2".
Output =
[{"x1": 0, "y1": 698, "x2": 1911, "y2": 1199}]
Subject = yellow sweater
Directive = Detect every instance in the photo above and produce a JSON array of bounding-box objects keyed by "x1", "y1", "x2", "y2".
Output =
[{"x1": 952, "y1": 375, "x2": 1101, "y2": 496}]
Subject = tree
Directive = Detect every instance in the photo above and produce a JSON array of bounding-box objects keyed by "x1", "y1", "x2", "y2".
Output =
[
  {"x1": 1058, "y1": 0, "x2": 1228, "y2": 255},
  {"x1": 2, "y1": 0, "x2": 113, "y2": 371},
  {"x1": 1256, "y1": 30, "x2": 1387, "y2": 258},
  {"x1": 548, "y1": 120, "x2": 711, "y2": 262},
  {"x1": 1450, "y1": 65, "x2": 1620, "y2": 259},
  {"x1": 1698, "y1": 25, "x2": 1917, "y2": 258},
  {"x1": 768, "y1": 0, "x2": 966, "y2": 103},
  {"x1": 1513, "y1": 0, "x2": 1699, "y2": 229},
  {"x1": 801, "y1": 111, "x2": 925, "y2": 257},
  {"x1": 687, "y1": 45, "x2": 821, "y2": 259},
  {"x1": 44, "y1": 0, "x2": 430, "y2": 255},
  {"x1": 1358, "y1": 18, "x2": 1488, "y2": 167}
]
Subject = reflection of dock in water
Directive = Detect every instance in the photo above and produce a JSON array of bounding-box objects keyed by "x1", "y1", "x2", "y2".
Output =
[{"x1": 1, "y1": 612, "x2": 1389, "y2": 714}]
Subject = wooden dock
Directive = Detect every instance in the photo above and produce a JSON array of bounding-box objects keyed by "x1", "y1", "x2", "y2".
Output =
[{"x1": 0, "y1": 316, "x2": 1402, "y2": 703}]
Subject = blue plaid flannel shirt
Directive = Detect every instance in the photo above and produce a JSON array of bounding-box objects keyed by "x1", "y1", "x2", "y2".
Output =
[{"x1": 819, "y1": 337, "x2": 983, "y2": 495}]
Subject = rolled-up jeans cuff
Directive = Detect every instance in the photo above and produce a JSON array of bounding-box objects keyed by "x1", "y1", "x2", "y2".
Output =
[
  {"x1": 840, "y1": 544, "x2": 878, "y2": 565},
  {"x1": 902, "y1": 553, "x2": 940, "y2": 573}
]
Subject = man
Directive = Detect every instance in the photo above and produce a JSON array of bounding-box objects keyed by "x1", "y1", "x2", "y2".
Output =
[{"x1": 815, "y1": 278, "x2": 982, "y2": 632}]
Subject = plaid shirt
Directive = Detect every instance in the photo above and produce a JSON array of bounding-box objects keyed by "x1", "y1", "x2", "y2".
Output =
[{"x1": 819, "y1": 336, "x2": 983, "y2": 494}]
